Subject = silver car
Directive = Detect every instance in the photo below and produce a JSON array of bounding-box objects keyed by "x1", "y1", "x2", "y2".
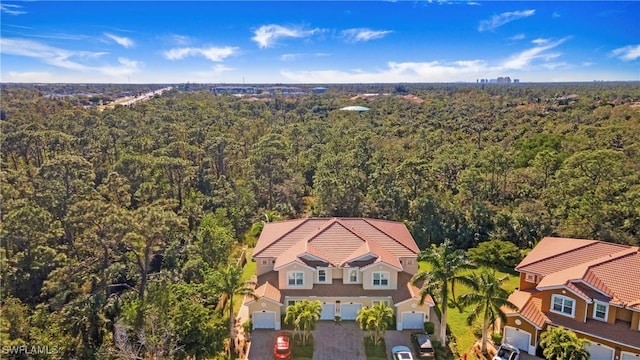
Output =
[{"x1": 392, "y1": 345, "x2": 415, "y2": 360}]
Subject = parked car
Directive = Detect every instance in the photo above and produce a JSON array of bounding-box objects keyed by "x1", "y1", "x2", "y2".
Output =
[
  {"x1": 392, "y1": 345, "x2": 415, "y2": 360},
  {"x1": 493, "y1": 343, "x2": 520, "y2": 360},
  {"x1": 273, "y1": 332, "x2": 292, "y2": 360},
  {"x1": 411, "y1": 332, "x2": 435, "y2": 358}
]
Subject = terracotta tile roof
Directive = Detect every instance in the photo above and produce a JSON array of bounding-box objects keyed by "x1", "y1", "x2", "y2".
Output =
[
  {"x1": 517, "y1": 237, "x2": 630, "y2": 276},
  {"x1": 504, "y1": 290, "x2": 549, "y2": 329},
  {"x1": 517, "y1": 237, "x2": 640, "y2": 312},
  {"x1": 252, "y1": 281, "x2": 282, "y2": 304},
  {"x1": 254, "y1": 218, "x2": 419, "y2": 269}
]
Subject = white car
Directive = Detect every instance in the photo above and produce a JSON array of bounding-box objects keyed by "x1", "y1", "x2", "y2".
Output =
[
  {"x1": 493, "y1": 343, "x2": 520, "y2": 360},
  {"x1": 392, "y1": 345, "x2": 415, "y2": 360}
]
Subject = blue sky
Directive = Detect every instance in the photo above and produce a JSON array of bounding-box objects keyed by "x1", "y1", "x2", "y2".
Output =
[{"x1": 1, "y1": 1, "x2": 639, "y2": 83}]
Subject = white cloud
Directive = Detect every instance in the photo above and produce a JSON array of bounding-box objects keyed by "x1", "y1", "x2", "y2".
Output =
[
  {"x1": 478, "y1": 9, "x2": 535, "y2": 32},
  {"x1": 252, "y1": 24, "x2": 320, "y2": 48},
  {"x1": 281, "y1": 59, "x2": 490, "y2": 83},
  {"x1": 509, "y1": 34, "x2": 525, "y2": 41},
  {"x1": 105, "y1": 33, "x2": 135, "y2": 48},
  {"x1": 280, "y1": 52, "x2": 330, "y2": 61},
  {"x1": 0, "y1": 38, "x2": 140, "y2": 79},
  {"x1": 1, "y1": 4, "x2": 26, "y2": 15},
  {"x1": 163, "y1": 46, "x2": 238, "y2": 62},
  {"x1": 552, "y1": 11, "x2": 561, "y2": 18},
  {"x1": 501, "y1": 37, "x2": 569, "y2": 70},
  {"x1": 4, "y1": 71, "x2": 54, "y2": 82},
  {"x1": 611, "y1": 45, "x2": 640, "y2": 61},
  {"x1": 467, "y1": 2, "x2": 481, "y2": 6},
  {"x1": 341, "y1": 28, "x2": 392, "y2": 43}
]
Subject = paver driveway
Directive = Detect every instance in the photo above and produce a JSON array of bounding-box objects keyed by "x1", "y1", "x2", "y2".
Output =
[
  {"x1": 312, "y1": 321, "x2": 366, "y2": 360},
  {"x1": 248, "y1": 321, "x2": 366, "y2": 360}
]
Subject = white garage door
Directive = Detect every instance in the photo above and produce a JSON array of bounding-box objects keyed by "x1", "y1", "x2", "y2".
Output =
[
  {"x1": 504, "y1": 326, "x2": 531, "y2": 352},
  {"x1": 402, "y1": 312, "x2": 425, "y2": 330},
  {"x1": 321, "y1": 303, "x2": 335, "y2": 320},
  {"x1": 253, "y1": 311, "x2": 275, "y2": 329},
  {"x1": 621, "y1": 352, "x2": 640, "y2": 360},
  {"x1": 585, "y1": 343, "x2": 614, "y2": 360},
  {"x1": 341, "y1": 304, "x2": 362, "y2": 320}
]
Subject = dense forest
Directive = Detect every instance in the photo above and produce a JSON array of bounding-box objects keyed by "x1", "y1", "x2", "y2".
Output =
[{"x1": 1, "y1": 82, "x2": 639, "y2": 359}]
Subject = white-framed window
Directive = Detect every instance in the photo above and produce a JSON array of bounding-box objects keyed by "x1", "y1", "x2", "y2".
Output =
[
  {"x1": 261, "y1": 259, "x2": 268, "y2": 265},
  {"x1": 592, "y1": 301, "x2": 608, "y2": 322},
  {"x1": 551, "y1": 294, "x2": 575, "y2": 317},
  {"x1": 525, "y1": 273, "x2": 537, "y2": 283},
  {"x1": 287, "y1": 300, "x2": 300, "y2": 307},
  {"x1": 372, "y1": 300, "x2": 390, "y2": 307},
  {"x1": 317, "y1": 269, "x2": 328, "y2": 283},
  {"x1": 348, "y1": 269, "x2": 359, "y2": 283},
  {"x1": 372, "y1": 272, "x2": 389, "y2": 286},
  {"x1": 287, "y1": 271, "x2": 304, "y2": 286}
]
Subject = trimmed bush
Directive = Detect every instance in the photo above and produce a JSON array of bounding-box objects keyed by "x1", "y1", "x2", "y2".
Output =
[{"x1": 424, "y1": 321, "x2": 435, "y2": 334}]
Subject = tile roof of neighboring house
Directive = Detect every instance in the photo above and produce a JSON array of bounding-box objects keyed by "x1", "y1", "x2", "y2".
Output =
[
  {"x1": 253, "y1": 271, "x2": 434, "y2": 306},
  {"x1": 254, "y1": 218, "x2": 419, "y2": 268},
  {"x1": 517, "y1": 237, "x2": 640, "y2": 311},
  {"x1": 504, "y1": 290, "x2": 549, "y2": 329},
  {"x1": 547, "y1": 312, "x2": 640, "y2": 349},
  {"x1": 252, "y1": 281, "x2": 282, "y2": 304}
]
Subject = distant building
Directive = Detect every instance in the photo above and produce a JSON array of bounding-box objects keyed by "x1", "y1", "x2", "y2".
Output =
[
  {"x1": 311, "y1": 87, "x2": 327, "y2": 94},
  {"x1": 212, "y1": 86, "x2": 257, "y2": 95}
]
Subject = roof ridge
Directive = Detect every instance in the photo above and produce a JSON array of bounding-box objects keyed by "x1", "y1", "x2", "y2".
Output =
[
  {"x1": 362, "y1": 218, "x2": 418, "y2": 254},
  {"x1": 253, "y1": 218, "x2": 311, "y2": 256},
  {"x1": 516, "y1": 239, "x2": 601, "y2": 270}
]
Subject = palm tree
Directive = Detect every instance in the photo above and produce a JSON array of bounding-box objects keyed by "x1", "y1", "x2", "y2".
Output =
[
  {"x1": 459, "y1": 270, "x2": 518, "y2": 354},
  {"x1": 356, "y1": 306, "x2": 373, "y2": 338},
  {"x1": 411, "y1": 239, "x2": 475, "y2": 344},
  {"x1": 284, "y1": 301, "x2": 304, "y2": 339},
  {"x1": 210, "y1": 264, "x2": 256, "y2": 360},
  {"x1": 540, "y1": 326, "x2": 591, "y2": 360},
  {"x1": 365, "y1": 303, "x2": 394, "y2": 345},
  {"x1": 286, "y1": 300, "x2": 321, "y2": 345}
]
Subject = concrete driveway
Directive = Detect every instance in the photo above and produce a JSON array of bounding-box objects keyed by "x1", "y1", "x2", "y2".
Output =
[{"x1": 312, "y1": 321, "x2": 366, "y2": 360}]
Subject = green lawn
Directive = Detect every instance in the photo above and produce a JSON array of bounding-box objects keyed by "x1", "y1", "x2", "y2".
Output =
[
  {"x1": 233, "y1": 248, "x2": 256, "y2": 315},
  {"x1": 364, "y1": 337, "x2": 387, "y2": 360},
  {"x1": 418, "y1": 262, "x2": 519, "y2": 358}
]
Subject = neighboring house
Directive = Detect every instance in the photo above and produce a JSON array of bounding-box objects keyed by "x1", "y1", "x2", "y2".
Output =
[
  {"x1": 245, "y1": 217, "x2": 434, "y2": 331},
  {"x1": 501, "y1": 237, "x2": 640, "y2": 360}
]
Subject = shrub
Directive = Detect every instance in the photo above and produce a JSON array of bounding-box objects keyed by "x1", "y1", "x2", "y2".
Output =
[
  {"x1": 242, "y1": 320, "x2": 252, "y2": 335},
  {"x1": 471, "y1": 324, "x2": 483, "y2": 339},
  {"x1": 491, "y1": 332, "x2": 503, "y2": 345},
  {"x1": 424, "y1": 321, "x2": 435, "y2": 334}
]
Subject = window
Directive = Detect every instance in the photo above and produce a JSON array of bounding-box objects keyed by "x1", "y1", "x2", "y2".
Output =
[
  {"x1": 287, "y1": 300, "x2": 299, "y2": 307},
  {"x1": 287, "y1": 271, "x2": 304, "y2": 286},
  {"x1": 525, "y1": 273, "x2": 537, "y2": 283},
  {"x1": 406, "y1": 259, "x2": 414, "y2": 266},
  {"x1": 593, "y1": 302, "x2": 608, "y2": 322},
  {"x1": 317, "y1": 269, "x2": 327, "y2": 283},
  {"x1": 551, "y1": 295, "x2": 575, "y2": 317},
  {"x1": 261, "y1": 259, "x2": 268, "y2": 265},
  {"x1": 349, "y1": 269, "x2": 358, "y2": 283},
  {"x1": 372, "y1": 272, "x2": 389, "y2": 286},
  {"x1": 372, "y1": 300, "x2": 390, "y2": 307}
]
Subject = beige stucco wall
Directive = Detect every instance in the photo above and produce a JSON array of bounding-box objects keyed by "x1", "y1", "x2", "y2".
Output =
[
  {"x1": 277, "y1": 263, "x2": 315, "y2": 290},
  {"x1": 247, "y1": 299, "x2": 282, "y2": 329},
  {"x1": 399, "y1": 257, "x2": 419, "y2": 275},
  {"x1": 362, "y1": 264, "x2": 398, "y2": 290},
  {"x1": 331, "y1": 267, "x2": 343, "y2": 279},
  {"x1": 314, "y1": 267, "x2": 333, "y2": 285},
  {"x1": 255, "y1": 257, "x2": 274, "y2": 276},
  {"x1": 631, "y1": 311, "x2": 640, "y2": 331},
  {"x1": 342, "y1": 267, "x2": 362, "y2": 284}
]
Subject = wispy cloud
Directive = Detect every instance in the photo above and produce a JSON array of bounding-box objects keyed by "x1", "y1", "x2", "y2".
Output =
[
  {"x1": 1, "y1": 3, "x2": 26, "y2": 15},
  {"x1": 105, "y1": 33, "x2": 135, "y2": 48},
  {"x1": 341, "y1": 28, "x2": 392, "y2": 43},
  {"x1": 611, "y1": 45, "x2": 640, "y2": 61},
  {"x1": 280, "y1": 52, "x2": 330, "y2": 61},
  {"x1": 281, "y1": 59, "x2": 489, "y2": 83},
  {"x1": 479, "y1": 9, "x2": 535, "y2": 32},
  {"x1": 467, "y1": 2, "x2": 481, "y2": 6},
  {"x1": 5, "y1": 71, "x2": 54, "y2": 82},
  {"x1": 0, "y1": 38, "x2": 140, "y2": 79},
  {"x1": 163, "y1": 46, "x2": 238, "y2": 62},
  {"x1": 552, "y1": 11, "x2": 561, "y2": 18},
  {"x1": 252, "y1": 24, "x2": 320, "y2": 48},
  {"x1": 501, "y1": 37, "x2": 569, "y2": 70},
  {"x1": 509, "y1": 34, "x2": 525, "y2": 41}
]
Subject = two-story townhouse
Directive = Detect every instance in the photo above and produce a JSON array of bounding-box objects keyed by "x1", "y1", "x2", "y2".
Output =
[
  {"x1": 500, "y1": 237, "x2": 640, "y2": 360},
  {"x1": 245, "y1": 217, "x2": 434, "y2": 331}
]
